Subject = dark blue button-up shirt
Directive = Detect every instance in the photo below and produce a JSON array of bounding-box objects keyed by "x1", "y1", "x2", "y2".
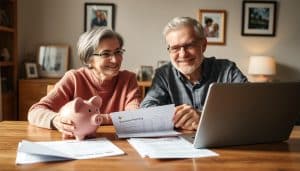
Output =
[{"x1": 140, "y1": 57, "x2": 248, "y2": 111}]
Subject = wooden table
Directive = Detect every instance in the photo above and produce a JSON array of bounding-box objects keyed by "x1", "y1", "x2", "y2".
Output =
[{"x1": 1, "y1": 121, "x2": 300, "y2": 171}]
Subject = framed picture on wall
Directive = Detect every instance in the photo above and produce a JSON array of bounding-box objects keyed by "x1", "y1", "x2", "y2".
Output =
[
  {"x1": 198, "y1": 9, "x2": 226, "y2": 45},
  {"x1": 37, "y1": 45, "x2": 69, "y2": 78},
  {"x1": 84, "y1": 3, "x2": 115, "y2": 31},
  {"x1": 242, "y1": 1, "x2": 277, "y2": 36},
  {"x1": 157, "y1": 60, "x2": 169, "y2": 68}
]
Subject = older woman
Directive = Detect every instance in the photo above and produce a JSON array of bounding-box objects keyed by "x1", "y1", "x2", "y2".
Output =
[{"x1": 28, "y1": 27, "x2": 142, "y2": 138}]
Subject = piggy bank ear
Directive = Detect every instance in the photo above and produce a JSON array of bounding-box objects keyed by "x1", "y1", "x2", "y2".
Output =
[
  {"x1": 73, "y1": 97, "x2": 84, "y2": 112},
  {"x1": 89, "y1": 96, "x2": 102, "y2": 107}
]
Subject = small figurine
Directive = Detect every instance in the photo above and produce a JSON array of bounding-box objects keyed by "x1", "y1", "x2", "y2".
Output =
[
  {"x1": 0, "y1": 48, "x2": 10, "y2": 61},
  {"x1": 59, "y1": 96, "x2": 103, "y2": 140}
]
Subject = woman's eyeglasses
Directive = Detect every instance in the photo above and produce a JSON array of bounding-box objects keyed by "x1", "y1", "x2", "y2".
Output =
[{"x1": 93, "y1": 49, "x2": 125, "y2": 58}]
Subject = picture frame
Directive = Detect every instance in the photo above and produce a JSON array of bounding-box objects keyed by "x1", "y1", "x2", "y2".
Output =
[
  {"x1": 140, "y1": 65, "x2": 154, "y2": 81},
  {"x1": 198, "y1": 9, "x2": 226, "y2": 45},
  {"x1": 0, "y1": 9, "x2": 11, "y2": 27},
  {"x1": 157, "y1": 60, "x2": 169, "y2": 68},
  {"x1": 84, "y1": 3, "x2": 115, "y2": 31},
  {"x1": 25, "y1": 62, "x2": 38, "y2": 79},
  {"x1": 37, "y1": 45, "x2": 69, "y2": 78},
  {"x1": 242, "y1": 1, "x2": 277, "y2": 36}
]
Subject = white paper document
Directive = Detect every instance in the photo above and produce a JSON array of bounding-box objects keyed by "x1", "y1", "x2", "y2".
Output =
[
  {"x1": 111, "y1": 104, "x2": 180, "y2": 138},
  {"x1": 128, "y1": 137, "x2": 218, "y2": 159},
  {"x1": 15, "y1": 138, "x2": 124, "y2": 164}
]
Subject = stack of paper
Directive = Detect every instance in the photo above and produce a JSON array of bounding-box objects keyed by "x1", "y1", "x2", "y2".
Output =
[
  {"x1": 111, "y1": 104, "x2": 180, "y2": 138},
  {"x1": 16, "y1": 138, "x2": 124, "y2": 164},
  {"x1": 128, "y1": 137, "x2": 218, "y2": 159}
]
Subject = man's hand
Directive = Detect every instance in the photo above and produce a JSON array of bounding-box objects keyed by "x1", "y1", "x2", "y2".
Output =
[
  {"x1": 52, "y1": 115, "x2": 75, "y2": 139},
  {"x1": 173, "y1": 104, "x2": 200, "y2": 130}
]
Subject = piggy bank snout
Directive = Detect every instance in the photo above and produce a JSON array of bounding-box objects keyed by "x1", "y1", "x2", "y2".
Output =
[{"x1": 91, "y1": 114, "x2": 102, "y2": 126}]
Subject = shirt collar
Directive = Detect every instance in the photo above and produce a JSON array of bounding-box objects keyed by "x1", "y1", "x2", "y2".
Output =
[{"x1": 201, "y1": 57, "x2": 212, "y2": 82}]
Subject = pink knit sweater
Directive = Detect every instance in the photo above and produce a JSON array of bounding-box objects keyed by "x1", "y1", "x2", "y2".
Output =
[{"x1": 28, "y1": 67, "x2": 142, "y2": 129}]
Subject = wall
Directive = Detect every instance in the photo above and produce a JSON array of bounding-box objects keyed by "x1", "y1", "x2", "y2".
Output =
[{"x1": 18, "y1": 0, "x2": 300, "y2": 81}]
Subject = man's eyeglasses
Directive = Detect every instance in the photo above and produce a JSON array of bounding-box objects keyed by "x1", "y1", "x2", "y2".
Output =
[
  {"x1": 167, "y1": 40, "x2": 200, "y2": 54},
  {"x1": 93, "y1": 49, "x2": 125, "y2": 58}
]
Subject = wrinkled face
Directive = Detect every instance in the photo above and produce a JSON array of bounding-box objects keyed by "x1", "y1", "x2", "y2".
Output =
[
  {"x1": 90, "y1": 37, "x2": 123, "y2": 80},
  {"x1": 100, "y1": 13, "x2": 106, "y2": 20},
  {"x1": 166, "y1": 25, "x2": 207, "y2": 77},
  {"x1": 95, "y1": 11, "x2": 102, "y2": 18}
]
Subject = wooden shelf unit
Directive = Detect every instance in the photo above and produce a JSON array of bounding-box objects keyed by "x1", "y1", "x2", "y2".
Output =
[
  {"x1": 0, "y1": 25, "x2": 15, "y2": 32},
  {"x1": 0, "y1": 0, "x2": 18, "y2": 120},
  {"x1": 18, "y1": 79, "x2": 59, "y2": 121},
  {"x1": 137, "y1": 81, "x2": 151, "y2": 98}
]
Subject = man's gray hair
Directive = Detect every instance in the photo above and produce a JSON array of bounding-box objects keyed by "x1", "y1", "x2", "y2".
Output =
[
  {"x1": 163, "y1": 17, "x2": 205, "y2": 40},
  {"x1": 77, "y1": 27, "x2": 123, "y2": 67}
]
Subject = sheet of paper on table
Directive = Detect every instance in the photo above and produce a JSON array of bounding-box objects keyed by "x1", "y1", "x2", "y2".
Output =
[
  {"x1": 111, "y1": 104, "x2": 180, "y2": 138},
  {"x1": 15, "y1": 138, "x2": 124, "y2": 164},
  {"x1": 128, "y1": 136, "x2": 218, "y2": 159}
]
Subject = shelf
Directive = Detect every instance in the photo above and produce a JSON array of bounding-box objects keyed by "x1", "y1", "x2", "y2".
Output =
[
  {"x1": 0, "y1": 61, "x2": 14, "y2": 67},
  {"x1": 2, "y1": 91, "x2": 14, "y2": 96},
  {"x1": 0, "y1": 26, "x2": 15, "y2": 33},
  {"x1": 137, "y1": 81, "x2": 152, "y2": 98}
]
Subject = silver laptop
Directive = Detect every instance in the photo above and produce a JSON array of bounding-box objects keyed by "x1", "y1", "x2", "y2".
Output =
[{"x1": 183, "y1": 82, "x2": 300, "y2": 148}]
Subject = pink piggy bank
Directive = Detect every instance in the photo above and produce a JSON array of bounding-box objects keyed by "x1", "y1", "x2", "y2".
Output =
[{"x1": 59, "y1": 96, "x2": 103, "y2": 140}]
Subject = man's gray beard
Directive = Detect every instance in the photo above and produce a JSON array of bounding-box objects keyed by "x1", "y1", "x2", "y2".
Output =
[{"x1": 171, "y1": 60, "x2": 198, "y2": 76}]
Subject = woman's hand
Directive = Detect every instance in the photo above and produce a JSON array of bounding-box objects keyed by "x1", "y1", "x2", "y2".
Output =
[{"x1": 52, "y1": 115, "x2": 75, "y2": 139}]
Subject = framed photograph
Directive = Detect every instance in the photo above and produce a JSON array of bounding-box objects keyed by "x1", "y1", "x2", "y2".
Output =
[
  {"x1": 242, "y1": 1, "x2": 277, "y2": 36},
  {"x1": 84, "y1": 3, "x2": 115, "y2": 31},
  {"x1": 157, "y1": 60, "x2": 169, "y2": 68},
  {"x1": 37, "y1": 45, "x2": 69, "y2": 78},
  {"x1": 198, "y1": 9, "x2": 226, "y2": 45},
  {"x1": 25, "y1": 62, "x2": 38, "y2": 78},
  {"x1": 0, "y1": 9, "x2": 11, "y2": 26},
  {"x1": 140, "y1": 65, "x2": 154, "y2": 81}
]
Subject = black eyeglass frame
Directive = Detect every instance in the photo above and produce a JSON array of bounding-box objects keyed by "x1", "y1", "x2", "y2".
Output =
[{"x1": 92, "y1": 49, "x2": 126, "y2": 58}]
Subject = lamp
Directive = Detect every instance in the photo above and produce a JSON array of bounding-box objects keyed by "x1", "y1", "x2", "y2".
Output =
[{"x1": 248, "y1": 56, "x2": 276, "y2": 82}]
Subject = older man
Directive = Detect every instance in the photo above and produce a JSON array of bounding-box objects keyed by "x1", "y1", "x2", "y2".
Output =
[{"x1": 141, "y1": 17, "x2": 247, "y2": 130}]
